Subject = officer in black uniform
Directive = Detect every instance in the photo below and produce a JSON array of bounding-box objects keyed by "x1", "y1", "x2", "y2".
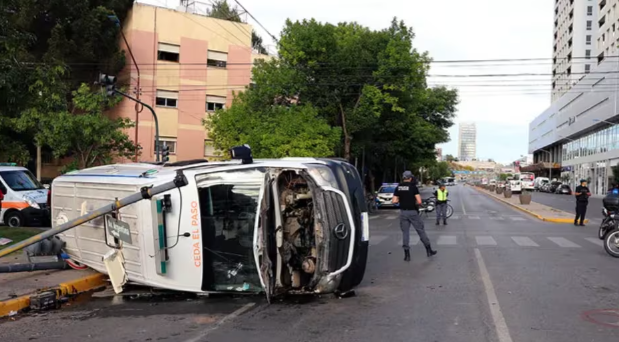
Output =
[
  {"x1": 574, "y1": 179, "x2": 591, "y2": 226},
  {"x1": 393, "y1": 170, "x2": 437, "y2": 261}
]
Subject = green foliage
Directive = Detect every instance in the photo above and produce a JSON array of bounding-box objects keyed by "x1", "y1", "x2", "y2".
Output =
[
  {"x1": 499, "y1": 173, "x2": 514, "y2": 181},
  {"x1": 206, "y1": 92, "x2": 340, "y2": 158},
  {"x1": 445, "y1": 154, "x2": 455, "y2": 162},
  {"x1": 39, "y1": 84, "x2": 139, "y2": 169},
  {"x1": 207, "y1": 17, "x2": 458, "y2": 180},
  {"x1": 206, "y1": 0, "x2": 269, "y2": 54},
  {"x1": 0, "y1": 0, "x2": 134, "y2": 167},
  {"x1": 427, "y1": 161, "x2": 452, "y2": 181}
]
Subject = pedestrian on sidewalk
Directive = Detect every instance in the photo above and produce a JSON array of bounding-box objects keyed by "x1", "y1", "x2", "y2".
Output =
[
  {"x1": 392, "y1": 170, "x2": 437, "y2": 262},
  {"x1": 574, "y1": 179, "x2": 591, "y2": 226},
  {"x1": 434, "y1": 183, "x2": 449, "y2": 226}
]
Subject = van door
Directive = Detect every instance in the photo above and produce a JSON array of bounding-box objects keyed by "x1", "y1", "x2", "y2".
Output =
[{"x1": 257, "y1": 173, "x2": 275, "y2": 303}]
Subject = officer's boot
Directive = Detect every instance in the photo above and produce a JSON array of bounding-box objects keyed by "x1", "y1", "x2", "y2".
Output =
[
  {"x1": 435, "y1": 220, "x2": 440, "y2": 225},
  {"x1": 443, "y1": 219, "x2": 448, "y2": 226},
  {"x1": 404, "y1": 249, "x2": 411, "y2": 262},
  {"x1": 425, "y1": 244, "x2": 437, "y2": 257}
]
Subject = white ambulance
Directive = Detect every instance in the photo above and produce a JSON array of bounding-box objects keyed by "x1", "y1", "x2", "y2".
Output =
[
  {"x1": 0, "y1": 163, "x2": 50, "y2": 227},
  {"x1": 51, "y1": 157, "x2": 369, "y2": 299}
]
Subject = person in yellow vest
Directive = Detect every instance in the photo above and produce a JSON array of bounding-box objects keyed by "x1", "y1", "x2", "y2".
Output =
[{"x1": 434, "y1": 183, "x2": 449, "y2": 225}]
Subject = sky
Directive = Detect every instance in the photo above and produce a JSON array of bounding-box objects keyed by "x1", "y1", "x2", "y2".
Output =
[{"x1": 142, "y1": 0, "x2": 555, "y2": 164}]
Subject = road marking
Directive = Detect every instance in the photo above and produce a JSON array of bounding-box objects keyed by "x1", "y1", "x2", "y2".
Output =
[
  {"x1": 510, "y1": 217, "x2": 526, "y2": 221},
  {"x1": 489, "y1": 216, "x2": 505, "y2": 221},
  {"x1": 183, "y1": 302, "x2": 256, "y2": 342},
  {"x1": 474, "y1": 248, "x2": 514, "y2": 342},
  {"x1": 548, "y1": 237, "x2": 581, "y2": 248},
  {"x1": 461, "y1": 197, "x2": 467, "y2": 215},
  {"x1": 476, "y1": 236, "x2": 497, "y2": 246},
  {"x1": 511, "y1": 236, "x2": 539, "y2": 247},
  {"x1": 437, "y1": 235, "x2": 457, "y2": 245},
  {"x1": 584, "y1": 237, "x2": 604, "y2": 247},
  {"x1": 468, "y1": 215, "x2": 481, "y2": 220},
  {"x1": 370, "y1": 216, "x2": 378, "y2": 220},
  {"x1": 370, "y1": 235, "x2": 388, "y2": 246}
]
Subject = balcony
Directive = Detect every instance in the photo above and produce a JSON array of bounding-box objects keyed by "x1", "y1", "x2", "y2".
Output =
[
  {"x1": 600, "y1": 0, "x2": 607, "y2": 12},
  {"x1": 599, "y1": 15, "x2": 606, "y2": 27},
  {"x1": 569, "y1": 9, "x2": 574, "y2": 20},
  {"x1": 568, "y1": 38, "x2": 572, "y2": 48},
  {"x1": 568, "y1": 24, "x2": 573, "y2": 34}
]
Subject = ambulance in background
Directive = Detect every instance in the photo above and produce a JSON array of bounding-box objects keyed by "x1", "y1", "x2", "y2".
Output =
[{"x1": 0, "y1": 163, "x2": 50, "y2": 227}]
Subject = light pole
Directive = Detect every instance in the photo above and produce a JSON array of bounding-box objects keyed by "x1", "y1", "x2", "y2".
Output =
[{"x1": 539, "y1": 148, "x2": 552, "y2": 179}]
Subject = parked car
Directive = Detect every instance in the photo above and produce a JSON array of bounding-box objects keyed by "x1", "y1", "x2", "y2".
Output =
[
  {"x1": 555, "y1": 184, "x2": 572, "y2": 195},
  {"x1": 548, "y1": 181, "x2": 562, "y2": 193}
]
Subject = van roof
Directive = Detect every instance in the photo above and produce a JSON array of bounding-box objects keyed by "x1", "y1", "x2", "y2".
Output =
[
  {"x1": 53, "y1": 158, "x2": 334, "y2": 185},
  {"x1": 0, "y1": 165, "x2": 28, "y2": 172}
]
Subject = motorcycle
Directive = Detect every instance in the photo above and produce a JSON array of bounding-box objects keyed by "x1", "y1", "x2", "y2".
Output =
[
  {"x1": 599, "y1": 208, "x2": 616, "y2": 240},
  {"x1": 604, "y1": 227, "x2": 619, "y2": 258},
  {"x1": 419, "y1": 197, "x2": 454, "y2": 218}
]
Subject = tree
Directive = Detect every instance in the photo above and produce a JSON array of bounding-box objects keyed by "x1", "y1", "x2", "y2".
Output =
[
  {"x1": 445, "y1": 154, "x2": 455, "y2": 162},
  {"x1": 427, "y1": 161, "x2": 451, "y2": 181},
  {"x1": 207, "y1": 0, "x2": 269, "y2": 54},
  {"x1": 0, "y1": 0, "x2": 133, "y2": 167},
  {"x1": 206, "y1": 83, "x2": 340, "y2": 157},
  {"x1": 37, "y1": 84, "x2": 139, "y2": 169}
]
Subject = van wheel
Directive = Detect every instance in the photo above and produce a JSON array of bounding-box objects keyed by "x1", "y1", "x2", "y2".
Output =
[{"x1": 5, "y1": 211, "x2": 24, "y2": 228}]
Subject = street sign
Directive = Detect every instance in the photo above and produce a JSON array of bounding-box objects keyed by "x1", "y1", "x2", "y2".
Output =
[{"x1": 105, "y1": 215, "x2": 133, "y2": 244}]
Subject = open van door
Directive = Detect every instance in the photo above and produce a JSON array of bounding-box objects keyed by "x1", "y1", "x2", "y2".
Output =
[{"x1": 256, "y1": 174, "x2": 275, "y2": 303}]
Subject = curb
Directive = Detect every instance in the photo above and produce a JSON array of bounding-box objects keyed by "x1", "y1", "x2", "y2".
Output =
[
  {"x1": 0, "y1": 272, "x2": 107, "y2": 318},
  {"x1": 473, "y1": 187, "x2": 588, "y2": 224}
]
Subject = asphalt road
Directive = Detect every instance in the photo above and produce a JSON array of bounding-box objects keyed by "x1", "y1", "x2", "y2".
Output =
[
  {"x1": 531, "y1": 191, "x2": 605, "y2": 224},
  {"x1": 2, "y1": 185, "x2": 619, "y2": 342}
]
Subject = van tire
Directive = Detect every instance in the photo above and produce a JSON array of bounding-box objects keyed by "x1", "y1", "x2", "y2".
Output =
[{"x1": 5, "y1": 211, "x2": 24, "y2": 228}]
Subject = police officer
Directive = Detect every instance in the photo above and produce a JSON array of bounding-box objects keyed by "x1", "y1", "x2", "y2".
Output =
[
  {"x1": 433, "y1": 183, "x2": 449, "y2": 226},
  {"x1": 393, "y1": 170, "x2": 437, "y2": 261},
  {"x1": 574, "y1": 179, "x2": 591, "y2": 226}
]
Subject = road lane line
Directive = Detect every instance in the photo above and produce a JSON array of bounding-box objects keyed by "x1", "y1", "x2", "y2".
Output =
[
  {"x1": 511, "y1": 236, "x2": 539, "y2": 247},
  {"x1": 474, "y1": 248, "x2": 514, "y2": 342},
  {"x1": 183, "y1": 302, "x2": 257, "y2": 342},
  {"x1": 437, "y1": 235, "x2": 457, "y2": 245},
  {"x1": 510, "y1": 217, "x2": 526, "y2": 221},
  {"x1": 460, "y1": 195, "x2": 467, "y2": 215},
  {"x1": 476, "y1": 236, "x2": 497, "y2": 246},
  {"x1": 548, "y1": 237, "x2": 581, "y2": 248},
  {"x1": 468, "y1": 215, "x2": 480, "y2": 220},
  {"x1": 584, "y1": 237, "x2": 604, "y2": 247}
]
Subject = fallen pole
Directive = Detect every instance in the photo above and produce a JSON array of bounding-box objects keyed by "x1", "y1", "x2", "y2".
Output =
[
  {"x1": 0, "y1": 170, "x2": 188, "y2": 259},
  {"x1": 0, "y1": 261, "x2": 68, "y2": 273}
]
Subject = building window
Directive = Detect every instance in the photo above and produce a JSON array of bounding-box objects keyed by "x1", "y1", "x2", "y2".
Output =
[
  {"x1": 155, "y1": 138, "x2": 177, "y2": 155},
  {"x1": 586, "y1": 35, "x2": 591, "y2": 44},
  {"x1": 587, "y1": 6, "x2": 593, "y2": 15},
  {"x1": 207, "y1": 50, "x2": 228, "y2": 68},
  {"x1": 206, "y1": 95, "x2": 226, "y2": 112},
  {"x1": 157, "y1": 43, "x2": 180, "y2": 62},
  {"x1": 587, "y1": 20, "x2": 592, "y2": 30},
  {"x1": 585, "y1": 64, "x2": 591, "y2": 73},
  {"x1": 156, "y1": 90, "x2": 179, "y2": 108},
  {"x1": 585, "y1": 49, "x2": 591, "y2": 59},
  {"x1": 204, "y1": 139, "x2": 217, "y2": 157}
]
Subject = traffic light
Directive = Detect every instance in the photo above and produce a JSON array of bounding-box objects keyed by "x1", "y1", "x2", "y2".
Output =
[
  {"x1": 162, "y1": 144, "x2": 170, "y2": 162},
  {"x1": 98, "y1": 73, "x2": 117, "y2": 96}
]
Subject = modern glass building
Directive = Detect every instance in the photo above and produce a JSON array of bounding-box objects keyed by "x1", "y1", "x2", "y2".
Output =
[
  {"x1": 528, "y1": 58, "x2": 619, "y2": 196},
  {"x1": 458, "y1": 122, "x2": 477, "y2": 161}
]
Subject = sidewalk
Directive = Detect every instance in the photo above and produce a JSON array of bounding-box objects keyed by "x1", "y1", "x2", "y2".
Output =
[
  {"x1": 474, "y1": 186, "x2": 586, "y2": 224},
  {"x1": 0, "y1": 252, "x2": 107, "y2": 318}
]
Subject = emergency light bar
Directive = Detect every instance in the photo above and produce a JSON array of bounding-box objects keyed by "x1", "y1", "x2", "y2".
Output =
[{"x1": 0, "y1": 163, "x2": 17, "y2": 166}]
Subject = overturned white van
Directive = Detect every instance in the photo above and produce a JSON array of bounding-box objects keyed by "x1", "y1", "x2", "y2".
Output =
[{"x1": 51, "y1": 157, "x2": 369, "y2": 300}]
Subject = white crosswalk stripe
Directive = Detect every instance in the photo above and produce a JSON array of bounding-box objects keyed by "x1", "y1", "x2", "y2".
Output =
[
  {"x1": 511, "y1": 236, "x2": 539, "y2": 247},
  {"x1": 584, "y1": 237, "x2": 604, "y2": 247},
  {"x1": 548, "y1": 237, "x2": 581, "y2": 248},
  {"x1": 468, "y1": 215, "x2": 481, "y2": 220},
  {"x1": 437, "y1": 235, "x2": 457, "y2": 245},
  {"x1": 489, "y1": 217, "x2": 505, "y2": 221},
  {"x1": 476, "y1": 236, "x2": 497, "y2": 246},
  {"x1": 510, "y1": 217, "x2": 526, "y2": 221}
]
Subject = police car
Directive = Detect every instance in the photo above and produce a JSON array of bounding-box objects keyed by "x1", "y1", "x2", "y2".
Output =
[{"x1": 375, "y1": 183, "x2": 400, "y2": 208}]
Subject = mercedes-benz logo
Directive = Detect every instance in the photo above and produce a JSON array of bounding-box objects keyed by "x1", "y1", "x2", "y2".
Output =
[{"x1": 333, "y1": 223, "x2": 349, "y2": 240}]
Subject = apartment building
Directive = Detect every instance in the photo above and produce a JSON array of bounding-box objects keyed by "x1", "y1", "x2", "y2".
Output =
[
  {"x1": 108, "y1": 2, "x2": 269, "y2": 163},
  {"x1": 596, "y1": 0, "x2": 619, "y2": 63},
  {"x1": 552, "y1": 0, "x2": 598, "y2": 102},
  {"x1": 458, "y1": 122, "x2": 477, "y2": 161}
]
